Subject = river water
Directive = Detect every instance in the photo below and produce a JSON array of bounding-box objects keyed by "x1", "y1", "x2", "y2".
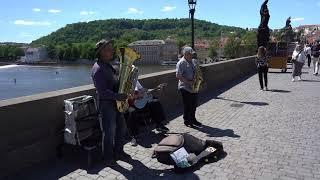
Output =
[{"x1": 0, "y1": 64, "x2": 175, "y2": 100}]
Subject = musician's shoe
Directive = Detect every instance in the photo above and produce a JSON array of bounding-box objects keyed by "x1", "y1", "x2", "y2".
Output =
[
  {"x1": 156, "y1": 124, "x2": 169, "y2": 132},
  {"x1": 193, "y1": 120, "x2": 203, "y2": 127},
  {"x1": 130, "y1": 137, "x2": 138, "y2": 147},
  {"x1": 184, "y1": 121, "x2": 195, "y2": 128}
]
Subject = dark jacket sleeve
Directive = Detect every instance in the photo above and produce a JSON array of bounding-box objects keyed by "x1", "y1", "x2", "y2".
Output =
[{"x1": 93, "y1": 69, "x2": 117, "y2": 100}]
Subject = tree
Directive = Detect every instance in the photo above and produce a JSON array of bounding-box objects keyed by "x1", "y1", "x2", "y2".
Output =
[
  {"x1": 0, "y1": 46, "x2": 5, "y2": 58},
  {"x1": 30, "y1": 19, "x2": 247, "y2": 47},
  {"x1": 177, "y1": 40, "x2": 186, "y2": 55},
  {"x1": 224, "y1": 37, "x2": 241, "y2": 59},
  {"x1": 46, "y1": 44, "x2": 56, "y2": 59},
  {"x1": 87, "y1": 43, "x2": 96, "y2": 60},
  {"x1": 57, "y1": 47, "x2": 65, "y2": 60},
  {"x1": 3, "y1": 46, "x2": 10, "y2": 58},
  {"x1": 63, "y1": 45, "x2": 73, "y2": 61},
  {"x1": 71, "y1": 45, "x2": 80, "y2": 60},
  {"x1": 208, "y1": 46, "x2": 218, "y2": 59},
  {"x1": 241, "y1": 31, "x2": 257, "y2": 56},
  {"x1": 13, "y1": 47, "x2": 25, "y2": 59},
  {"x1": 0, "y1": 45, "x2": 25, "y2": 60}
]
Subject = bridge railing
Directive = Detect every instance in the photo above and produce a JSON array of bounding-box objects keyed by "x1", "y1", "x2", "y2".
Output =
[{"x1": 0, "y1": 56, "x2": 256, "y2": 178}]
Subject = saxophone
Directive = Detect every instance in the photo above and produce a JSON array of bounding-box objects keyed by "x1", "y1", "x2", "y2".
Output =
[
  {"x1": 192, "y1": 59, "x2": 203, "y2": 93},
  {"x1": 116, "y1": 47, "x2": 140, "y2": 112}
]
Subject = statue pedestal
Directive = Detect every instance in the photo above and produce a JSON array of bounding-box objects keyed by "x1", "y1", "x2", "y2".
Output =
[{"x1": 257, "y1": 26, "x2": 270, "y2": 48}]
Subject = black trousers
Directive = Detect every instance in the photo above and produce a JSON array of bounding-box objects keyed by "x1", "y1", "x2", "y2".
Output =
[
  {"x1": 257, "y1": 66, "x2": 268, "y2": 89},
  {"x1": 307, "y1": 54, "x2": 311, "y2": 67},
  {"x1": 180, "y1": 89, "x2": 198, "y2": 123},
  {"x1": 126, "y1": 100, "x2": 166, "y2": 136}
]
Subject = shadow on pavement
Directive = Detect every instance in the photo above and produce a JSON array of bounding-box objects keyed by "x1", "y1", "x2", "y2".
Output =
[
  {"x1": 6, "y1": 146, "x2": 103, "y2": 180},
  {"x1": 97, "y1": 151, "x2": 228, "y2": 180},
  {"x1": 215, "y1": 97, "x2": 269, "y2": 106},
  {"x1": 164, "y1": 73, "x2": 257, "y2": 122},
  {"x1": 301, "y1": 79, "x2": 320, "y2": 82},
  {"x1": 269, "y1": 89, "x2": 291, "y2": 93},
  {"x1": 269, "y1": 71, "x2": 308, "y2": 74},
  {"x1": 134, "y1": 131, "x2": 167, "y2": 149},
  {"x1": 194, "y1": 125, "x2": 240, "y2": 138},
  {"x1": 88, "y1": 157, "x2": 197, "y2": 180},
  {"x1": 198, "y1": 73, "x2": 256, "y2": 107}
]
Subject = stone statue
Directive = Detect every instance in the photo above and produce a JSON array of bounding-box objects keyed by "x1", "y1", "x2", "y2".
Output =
[
  {"x1": 280, "y1": 16, "x2": 294, "y2": 42},
  {"x1": 285, "y1": 16, "x2": 291, "y2": 28},
  {"x1": 260, "y1": 0, "x2": 270, "y2": 28},
  {"x1": 257, "y1": 0, "x2": 270, "y2": 48}
]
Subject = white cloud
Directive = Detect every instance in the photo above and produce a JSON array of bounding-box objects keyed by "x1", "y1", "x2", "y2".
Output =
[
  {"x1": 32, "y1": 8, "x2": 41, "y2": 12},
  {"x1": 14, "y1": 20, "x2": 52, "y2": 26},
  {"x1": 48, "y1": 9, "x2": 61, "y2": 14},
  {"x1": 80, "y1": 11, "x2": 96, "y2": 16},
  {"x1": 127, "y1": 8, "x2": 143, "y2": 14},
  {"x1": 292, "y1": 17, "x2": 305, "y2": 22},
  {"x1": 161, "y1": 6, "x2": 176, "y2": 12}
]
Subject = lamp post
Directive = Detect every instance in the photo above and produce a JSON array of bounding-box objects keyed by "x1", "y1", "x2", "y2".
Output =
[{"x1": 188, "y1": 0, "x2": 197, "y2": 50}]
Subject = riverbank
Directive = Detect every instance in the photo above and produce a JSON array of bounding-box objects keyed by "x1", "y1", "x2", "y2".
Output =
[
  {"x1": 16, "y1": 59, "x2": 95, "y2": 66},
  {"x1": 0, "y1": 62, "x2": 16, "y2": 66}
]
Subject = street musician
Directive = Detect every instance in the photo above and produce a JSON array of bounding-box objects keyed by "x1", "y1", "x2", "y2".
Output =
[
  {"x1": 91, "y1": 39, "x2": 131, "y2": 165},
  {"x1": 126, "y1": 80, "x2": 169, "y2": 146}
]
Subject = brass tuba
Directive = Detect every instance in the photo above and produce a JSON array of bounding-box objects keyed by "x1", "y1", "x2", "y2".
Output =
[
  {"x1": 116, "y1": 47, "x2": 140, "y2": 112},
  {"x1": 192, "y1": 59, "x2": 203, "y2": 93}
]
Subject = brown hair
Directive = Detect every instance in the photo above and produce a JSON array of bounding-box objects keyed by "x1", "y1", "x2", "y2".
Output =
[{"x1": 257, "y1": 46, "x2": 267, "y2": 58}]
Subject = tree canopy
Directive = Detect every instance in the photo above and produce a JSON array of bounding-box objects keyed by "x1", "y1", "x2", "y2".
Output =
[
  {"x1": 32, "y1": 18, "x2": 247, "y2": 47},
  {"x1": 30, "y1": 18, "x2": 256, "y2": 61},
  {"x1": 0, "y1": 45, "x2": 25, "y2": 61}
]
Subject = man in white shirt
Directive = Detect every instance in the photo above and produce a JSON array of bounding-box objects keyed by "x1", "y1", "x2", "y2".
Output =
[{"x1": 176, "y1": 46, "x2": 202, "y2": 127}]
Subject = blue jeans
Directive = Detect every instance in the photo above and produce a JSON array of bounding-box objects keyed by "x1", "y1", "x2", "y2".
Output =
[{"x1": 99, "y1": 100, "x2": 127, "y2": 161}]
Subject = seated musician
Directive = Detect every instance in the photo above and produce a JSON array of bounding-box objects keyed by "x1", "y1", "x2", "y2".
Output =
[{"x1": 126, "y1": 80, "x2": 169, "y2": 146}]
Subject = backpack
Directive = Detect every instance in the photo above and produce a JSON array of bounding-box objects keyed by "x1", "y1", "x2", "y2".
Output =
[{"x1": 152, "y1": 133, "x2": 224, "y2": 172}]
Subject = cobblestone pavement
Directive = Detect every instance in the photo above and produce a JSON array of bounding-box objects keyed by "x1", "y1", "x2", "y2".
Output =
[{"x1": 9, "y1": 66, "x2": 320, "y2": 180}]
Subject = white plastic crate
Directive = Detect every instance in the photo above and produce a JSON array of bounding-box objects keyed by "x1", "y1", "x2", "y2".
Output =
[{"x1": 63, "y1": 95, "x2": 99, "y2": 146}]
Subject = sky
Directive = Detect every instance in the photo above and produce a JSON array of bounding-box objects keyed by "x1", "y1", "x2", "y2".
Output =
[{"x1": 0, "y1": 0, "x2": 319, "y2": 43}]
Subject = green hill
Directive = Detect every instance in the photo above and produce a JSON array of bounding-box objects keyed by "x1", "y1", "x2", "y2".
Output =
[
  {"x1": 32, "y1": 18, "x2": 247, "y2": 46},
  {"x1": 31, "y1": 18, "x2": 257, "y2": 61}
]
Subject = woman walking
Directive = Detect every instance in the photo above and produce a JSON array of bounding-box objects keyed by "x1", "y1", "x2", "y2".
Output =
[
  {"x1": 256, "y1": 46, "x2": 269, "y2": 91},
  {"x1": 292, "y1": 44, "x2": 307, "y2": 82}
]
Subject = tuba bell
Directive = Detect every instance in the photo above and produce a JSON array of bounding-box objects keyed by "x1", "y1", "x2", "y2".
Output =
[{"x1": 116, "y1": 47, "x2": 140, "y2": 112}]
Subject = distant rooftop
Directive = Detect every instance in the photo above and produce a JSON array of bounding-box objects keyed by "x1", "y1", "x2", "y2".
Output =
[{"x1": 128, "y1": 40, "x2": 165, "y2": 46}]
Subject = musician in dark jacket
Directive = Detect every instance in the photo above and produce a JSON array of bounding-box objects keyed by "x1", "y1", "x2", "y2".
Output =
[
  {"x1": 91, "y1": 39, "x2": 130, "y2": 165},
  {"x1": 125, "y1": 80, "x2": 169, "y2": 146},
  {"x1": 256, "y1": 46, "x2": 269, "y2": 91}
]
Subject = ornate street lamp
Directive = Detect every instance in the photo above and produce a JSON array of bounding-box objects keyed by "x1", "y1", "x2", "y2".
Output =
[{"x1": 188, "y1": 0, "x2": 197, "y2": 49}]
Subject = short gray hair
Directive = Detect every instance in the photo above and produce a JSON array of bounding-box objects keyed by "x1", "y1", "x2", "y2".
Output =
[{"x1": 182, "y1": 46, "x2": 195, "y2": 55}]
